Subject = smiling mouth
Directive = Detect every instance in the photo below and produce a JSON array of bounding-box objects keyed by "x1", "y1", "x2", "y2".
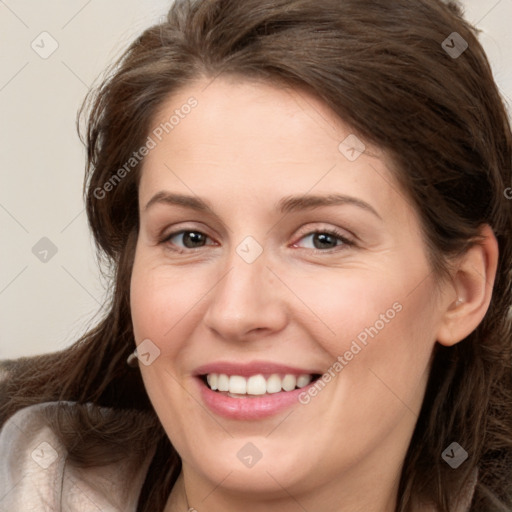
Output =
[{"x1": 201, "y1": 373, "x2": 322, "y2": 397}]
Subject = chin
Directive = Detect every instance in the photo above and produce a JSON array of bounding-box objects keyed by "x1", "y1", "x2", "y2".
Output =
[{"x1": 184, "y1": 437, "x2": 317, "y2": 497}]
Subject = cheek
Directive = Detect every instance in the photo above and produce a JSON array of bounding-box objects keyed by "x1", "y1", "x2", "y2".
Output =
[
  {"x1": 129, "y1": 256, "x2": 206, "y2": 441},
  {"x1": 130, "y1": 257, "x2": 205, "y2": 352},
  {"x1": 326, "y1": 277, "x2": 437, "y2": 426},
  {"x1": 297, "y1": 267, "x2": 433, "y2": 358},
  {"x1": 299, "y1": 261, "x2": 439, "y2": 416}
]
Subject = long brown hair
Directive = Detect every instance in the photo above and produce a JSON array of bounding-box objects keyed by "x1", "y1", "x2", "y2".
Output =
[{"x1": 1, "y1": 0, "x2": 511, "y2": 510}]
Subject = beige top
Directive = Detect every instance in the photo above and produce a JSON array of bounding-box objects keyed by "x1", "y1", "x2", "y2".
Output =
[
  {"x1": 0, "y1": 401, "x2": 477, "y2": 512},
  {"x1": 0, "y1": 401, "x2": 155, "y2": 511}
]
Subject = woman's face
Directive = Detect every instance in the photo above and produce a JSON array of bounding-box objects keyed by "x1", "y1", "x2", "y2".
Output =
[{"x1": 130, "y1": 77, "x2": 451, "y2": 506}]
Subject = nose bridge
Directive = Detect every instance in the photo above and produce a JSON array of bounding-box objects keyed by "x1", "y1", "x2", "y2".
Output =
[
  {"x1": 221, "y1": 232, "x2": 269, "y2": 297},
  {"x1": 202, "y1": 233, "x2": 286, "y2": 339}
]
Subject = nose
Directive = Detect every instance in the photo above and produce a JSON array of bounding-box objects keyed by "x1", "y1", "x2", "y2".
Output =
[{"x1": 202, "y1": 243, "x2": 288, "y2": 342}]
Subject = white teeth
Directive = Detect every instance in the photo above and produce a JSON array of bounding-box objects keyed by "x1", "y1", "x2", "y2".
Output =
[
  {"x1": 266, "y1": 374, "x2": 282, "y2": 394},
  {"x1": 229, "y1": 375, "x2": 247, "y2": 394},
  {"x1": 205, "y1": 373, "x2": 313, "y2": 395},
  {"x1": 297, "y1": 374, "x2": 312, "y2": 388},
  {"x1": 247, "y1": 375, "x2": 267, "y2": 395},
  {"x1": 217, "y1": 374, "x2": 229, "y2": 392},
  {"x1": 282, "y1": 374, "x2": 297, "y2": 391},
  {"x1": 206, "y1": 374, "x2": 218, "y2": 391}
]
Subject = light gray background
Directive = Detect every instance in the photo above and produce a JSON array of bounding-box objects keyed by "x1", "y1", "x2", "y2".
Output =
[{"x1": 1, "y1": 0, "x2": 511, "y2": 359}]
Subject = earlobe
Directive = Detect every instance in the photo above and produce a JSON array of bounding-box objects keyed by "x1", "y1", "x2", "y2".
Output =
[{"x1": 436, "y1": 225, "x2": 499, "y2": 347}]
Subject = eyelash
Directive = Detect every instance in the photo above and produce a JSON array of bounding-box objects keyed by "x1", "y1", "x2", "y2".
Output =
[{"x1": 159, "y1": 227, "x2": 354, "y2": 254}]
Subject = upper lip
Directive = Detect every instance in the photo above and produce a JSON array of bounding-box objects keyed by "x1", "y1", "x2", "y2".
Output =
[{"x1": 194, "y1": 361, "x2": 321, "y2": 377}]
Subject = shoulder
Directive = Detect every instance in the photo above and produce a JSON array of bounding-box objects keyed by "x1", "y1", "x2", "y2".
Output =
[
  {"x1": 0, "y1": 401, "x2": 156, "y2": 511},
  {"x1": 0, "y1": 401, "x2": 66, "y2": 510}
]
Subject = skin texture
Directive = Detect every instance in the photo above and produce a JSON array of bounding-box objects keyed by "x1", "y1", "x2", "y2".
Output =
[{"x1": 129, "y1": 77, "x2": 498, "y2": 512}]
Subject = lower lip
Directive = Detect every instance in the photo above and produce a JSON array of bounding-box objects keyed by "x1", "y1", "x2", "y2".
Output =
[{"x1": 197, "y1": 377, "x2": 316, "y2": 420}]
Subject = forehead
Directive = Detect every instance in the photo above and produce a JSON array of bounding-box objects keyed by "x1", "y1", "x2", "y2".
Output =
[
  {"x1": 148, "y1": 77, "x2": 360, "y2": 160},
  {"x1": 138, "y1": 77, "x2": 409, "y2": 223}
]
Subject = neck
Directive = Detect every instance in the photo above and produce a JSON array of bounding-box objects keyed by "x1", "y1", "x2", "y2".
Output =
[{"x1": 164, "y1": 472, "x2": 190, "y2": 511}]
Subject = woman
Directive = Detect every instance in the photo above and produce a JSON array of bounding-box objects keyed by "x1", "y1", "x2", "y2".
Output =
[{"x1": 1, "y1": 0, "x2": 511, "y2": 510}]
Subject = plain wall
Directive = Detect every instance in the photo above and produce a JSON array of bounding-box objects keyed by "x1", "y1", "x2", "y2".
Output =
[{"x1": 1, "y1": 0, "x2": 511, "y2": 359}]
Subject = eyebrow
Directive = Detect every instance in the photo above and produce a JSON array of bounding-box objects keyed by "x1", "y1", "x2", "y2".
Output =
[{"x1": 144, "y1": 191, "x2": 381, "y2": 219}]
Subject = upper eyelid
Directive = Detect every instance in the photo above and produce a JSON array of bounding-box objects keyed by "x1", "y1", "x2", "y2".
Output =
[
  {"x1": 293, "y1": 226, "x2": 354, "y2": 242},
  {"x1": 161, "y1": 224, "x2": 350, "y2": 238}
]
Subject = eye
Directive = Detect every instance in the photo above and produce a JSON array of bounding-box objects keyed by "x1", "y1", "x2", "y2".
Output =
[
  {"x1": 160, "y1": 227, "x2": 354, "y2": 254},
  {"x1": 292, "y1": 229, "x2": 354, "y2": 252},
  {"x1": 161, "y1": 230, "x2": 214, "y2": 252}
]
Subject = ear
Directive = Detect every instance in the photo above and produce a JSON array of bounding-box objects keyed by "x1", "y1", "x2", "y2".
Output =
[{"x1": 436, "y1": 225, "x2": 499, "y2": 347}]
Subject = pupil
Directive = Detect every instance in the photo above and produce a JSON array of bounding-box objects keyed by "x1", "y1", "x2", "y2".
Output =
[
  {"x1": 184, "y1": 232, "x2": 205, "y2": 248},
  {"x1": 314, "y1": 233, "x2": 336, "y2": 249}
]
